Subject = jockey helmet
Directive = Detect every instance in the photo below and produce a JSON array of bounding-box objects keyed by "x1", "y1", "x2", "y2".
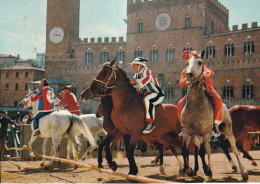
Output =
[
  {"x1": 129, "y1": 57, "x2": 148, "y2": 67},
  {"x1": 41, "y1": 78, "x2": 49, "y2": 86}
]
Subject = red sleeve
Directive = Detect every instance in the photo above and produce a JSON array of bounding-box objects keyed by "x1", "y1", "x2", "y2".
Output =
[
  {"x1": 141, "y1": 69, "x2": 151, "y2": 85},
  {"x1": 31, "y1": 90, "x2": 43, "y2": 102},
  {"x1": 179, "y1": 69, "x2": 187, "y2": 88},
  {"x1": 203, "y1": 65, "x2": 214, "y2": 78},
  {"x1": 56, "y1": 96, "x2": 67, "y2": 106}
]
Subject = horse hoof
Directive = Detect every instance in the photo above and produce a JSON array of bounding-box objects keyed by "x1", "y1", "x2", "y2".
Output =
[
  {"x1": 110, "y1": 161, "x2": 118, "y2": 171},
  {"x1": 73, "y1": 165, "x2": 78, "y2": 170},
  {"x1": 159, "y1": 165, "x2": 165, "y2": 174},
  {"x1": 252, "y1": 161, "x2": 257, "y2": 166},
  {"x1": 98, "y1": 164, "x2": 104, "y2": 169},
  {"x1": 204, "y1": 168, "x2": 212, "y2": 178},
  {"x1": 43, "y1": 165, "x2": 50, "y2": 170},
  {"x1": 186, "y1": 167, "x2": 194, "y2": 176},
  {"x1": 232, "y1": 165, "x2": 238, "y2": 172},
  {"x1": 40, "y1": 163, "x2": 44, "y2": 167},
  {"x1": 242, "y1": 172, "x2": 248, "y2": 181},
  {"x1": 81, "y1": 156, "x2": 86, "y2": 161},
  {"x1": 30, "y1": 156, "x2": 36, "y2": 161}
]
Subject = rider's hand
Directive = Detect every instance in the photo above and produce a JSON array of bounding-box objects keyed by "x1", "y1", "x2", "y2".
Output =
[{"x1": 129, "y1": 79, "x2": 137, "y2": 84}]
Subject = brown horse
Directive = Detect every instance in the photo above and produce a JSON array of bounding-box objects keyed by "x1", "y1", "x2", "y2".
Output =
[
  {"x1": 80, "y1": 59, "x2": 184, "y2": 175},
  {"x1": 217, "y1": 105, "x2": 260, "y2": 167}
]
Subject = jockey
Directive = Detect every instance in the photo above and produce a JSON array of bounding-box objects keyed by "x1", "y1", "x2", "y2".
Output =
[
  {"x1": 55, "y1": 85, "x2": 81, "y2": 115},
  {"x1": 129, "y1": 57, "x2": 165, "y2": 134},
  {"x1": 177, "y1": 50, "x2": 223, "y2": 130},
  {"x1": 31, "y1": 78, "x2": 55, "y2": 136}
]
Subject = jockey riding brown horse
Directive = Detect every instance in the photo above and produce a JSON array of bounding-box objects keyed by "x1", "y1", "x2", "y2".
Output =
[{"x1": 80, "y1": 58, "x2": 184, "y2": 175}]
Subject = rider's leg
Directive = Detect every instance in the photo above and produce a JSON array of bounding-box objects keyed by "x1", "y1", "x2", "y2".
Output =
[
  {"x1": 33, "y1": 112, "x2": 52, "y2": 136},
  {"x1": 207, "y1": 87, "x2": 223, "y2": 131},
  {"x1": 177, "y1": 95, "x2": 187, "y2": 124},
  {"x1": 143, "y1": 93, "x2": 164, "y2": 134}
]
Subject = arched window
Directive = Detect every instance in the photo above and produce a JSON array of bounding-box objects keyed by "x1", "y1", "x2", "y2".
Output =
[
  {"x1": 117, "y1": 47, "x2": 125, "y2": 63},
  {"x1": 150, "y1": 45, "x2": 158, "y2": 62},
  {"x1": 85, "y1": 48, "x2": 93, "y2": 63},
  {"x1": 183, "y1": 43, "x2": 192, "y2": 52},
  {"x1": 206, "y1": 41, "x2": 215, "y2": 58},
  {"x1": 224, "y1": 39, "x2": 234, "y2": 57},
  {"x1": 242, "y1": 84, "x2": 254, "y2": 99},
  {"x1": 164, "y1": 83, "x2": 174, "y2": 100},
  {"x1": 244, "y1": 38, "x2": 254, "y2": 55},
  {"x1": 211, "y1": 20, "x2": 214, "y2": 34},
  {"x1": 166, "y1": 44, "x2": 174, "y2": 61},
  {"x1": 134, "y1": 46, "x2": 143, "y2": 58},
  {"x1": 185, "y1": 16, "x2": 191, "y2": 28},
  {"x1": 100, "y1": 48, "x2": 109, "y2": 64},
  {"x1": 223, "y1": 85, "x2": 233, "y2": 99}
]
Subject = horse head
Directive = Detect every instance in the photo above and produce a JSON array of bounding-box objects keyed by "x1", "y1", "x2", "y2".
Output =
[
  {"x1": 185, "y1": 50, "x2": 205, "y2": 85},
  {"x1": 80, "y1": 57, "x2": 117, "y2": 100},
  {"x1": 19, "y1": 89, "x2": 37, "y2": 109}
]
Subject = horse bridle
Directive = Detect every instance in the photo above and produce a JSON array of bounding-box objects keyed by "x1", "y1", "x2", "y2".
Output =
[
  {"x1": 91, "y1": 64, "x2": 117, "y2": 98},
  {"x1": 187, "y1": 61, "x2": 205, "y2": 86}
]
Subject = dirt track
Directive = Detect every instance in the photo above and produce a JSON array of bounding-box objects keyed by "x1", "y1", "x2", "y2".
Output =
[{"x1": 1, "y1": 150, "x2": 260, "y2": 183}]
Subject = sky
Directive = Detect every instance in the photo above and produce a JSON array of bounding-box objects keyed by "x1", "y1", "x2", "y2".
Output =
[{"x1": 0, "y1": 0, "x2": 259, "y2": 60}]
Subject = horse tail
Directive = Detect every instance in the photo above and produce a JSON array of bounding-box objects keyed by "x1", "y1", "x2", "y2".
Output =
[{"x1": 69, "y1": 114, "x2": 97, "y2": 148}]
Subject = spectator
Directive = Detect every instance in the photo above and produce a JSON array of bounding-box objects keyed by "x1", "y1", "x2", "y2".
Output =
[
  {"x1": 27, "y1": 111, "x2": 33, "y2": 125},
  {"x1": 0, "y1": 111, "x2": 20, "y2": 160},
  {"x1": 20, "y1": 115, "x2": 28, "y2": 125}
]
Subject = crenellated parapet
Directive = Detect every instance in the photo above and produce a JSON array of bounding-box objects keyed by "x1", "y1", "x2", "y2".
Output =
[
  {"x1": 82, "y1": 37, "x2": 125, "y2": 44},
  {"x1": 232, "y1": 22, "x2": 258, "y2": 31}
]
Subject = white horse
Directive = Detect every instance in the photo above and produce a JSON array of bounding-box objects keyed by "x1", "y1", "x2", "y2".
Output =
[
  {"x1": 51, "y1": 97, "x2": 107, "y2": 160},
  {"x1": 19, "y1": 89, "x2": 97, "y2": 168},
  {"x1": 67, "y1": 114, "x2": 107, "y2": 160}
]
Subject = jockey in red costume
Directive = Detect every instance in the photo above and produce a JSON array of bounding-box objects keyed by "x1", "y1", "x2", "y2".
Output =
[
  {"x1": 177, "y1": 50, "x2": 223, "y2": 128},
  {"x1": 129, "y1": 57, "x2": 165, "y2": 134},
  {"x1": 55, "y1": 85, "x2": 81, "y2": 115}
]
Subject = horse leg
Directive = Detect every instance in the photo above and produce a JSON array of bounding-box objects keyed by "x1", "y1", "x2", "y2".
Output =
[
  {"x1": 220, "y1": 140, "x2": 238, "y2": 171},
  {"x1": 153, "y1": 141, "x2": 164, "y2": 174},
  {"x1": 194, "y1": 146, "x2": 199, "y2": 176},
  {"x1": 126, "y1": 137, "x2": 139, "y2": 176},
  {"x1": 238, "y1": 143, "x2": 257, "y2": 166},
  {"x1": 28, "y1": 134, "x2": 38, "y2": 161},
  {"x1": 182, "y1": 133, "x2": 192, "y2": 176},
  {"x1": 67, "y1": 135, "x2": 80, "y2": 170},
  {"x1": 40, "y1": 138, "x2": 49, "y2": 167},
  {"x1": 204, "y1": 140, "x2": 213, "y2": 178},
  {"x1": 223, "y1": 119, "x2": 248, "y2": 180},
  {"x1": 67, "y1": 139, "x2": 74, "y2": 160},
  {"x1": 98, "y1": 136, "x2": 108, "y2": 168},
  {"x1": 104, "y1": 134, "x2": 117, "y2": 171},
  {"x1": 168, "y1": 145, "x2": 183, "y2": 173}
]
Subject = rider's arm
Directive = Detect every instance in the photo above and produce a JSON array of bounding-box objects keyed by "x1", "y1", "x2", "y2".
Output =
[
  {"x1": 179, "y1": 69, "x2": 187, "y2": 88},
  {"x1": 203, "y1": 65, "x2": 214, "y2": 78},
  {"x1": 55, "y1": 97, "x2": 66, "y2": 106},
  {"x1": 31, "y1": 90, "x2": 43, "y2": 102},
  {"x1": 136, "y1": 68, "x2": 152, "y2": 88}
]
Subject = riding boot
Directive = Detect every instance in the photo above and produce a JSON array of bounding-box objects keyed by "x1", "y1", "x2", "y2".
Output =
[{"x1": 143, "y1": 122, "x2": 155, "y2": 134}]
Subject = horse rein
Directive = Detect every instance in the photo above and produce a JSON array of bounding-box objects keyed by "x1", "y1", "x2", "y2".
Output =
[{"x1": 91, "y1": 64, "x2": 129, "y2": 98}]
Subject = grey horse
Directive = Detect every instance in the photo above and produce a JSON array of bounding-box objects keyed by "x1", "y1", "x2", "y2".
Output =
[{"x1": 181, "y1": 50, "x2": 248, "y2": 180}]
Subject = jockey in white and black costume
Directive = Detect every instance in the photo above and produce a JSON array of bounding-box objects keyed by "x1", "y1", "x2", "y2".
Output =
[{"x1": 129, "y1": 57, "x2": 165, "y2": 134}]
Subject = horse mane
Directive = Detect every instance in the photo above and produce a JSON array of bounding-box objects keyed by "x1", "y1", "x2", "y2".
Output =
[{"x1": 116, "y1": 66, "x2": 141, "y2": 94}]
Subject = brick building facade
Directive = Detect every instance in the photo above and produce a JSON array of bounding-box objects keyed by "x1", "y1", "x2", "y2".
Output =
[
  {"x1": 0, "y1": 64, "x2": 45, "y2": 107},
  {"x1": 45, "y1": 0, "x2": 260, "y2": 113}
]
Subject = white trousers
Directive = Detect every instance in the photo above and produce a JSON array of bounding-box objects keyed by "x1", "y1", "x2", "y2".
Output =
[{"x1": 143, "y1": 93, "x2": 164, "y2": 122}]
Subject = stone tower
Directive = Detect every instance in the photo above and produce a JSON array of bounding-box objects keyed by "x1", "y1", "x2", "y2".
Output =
[{"x1": 45, "y1": 0, "x2": 80, "y2": 60}]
